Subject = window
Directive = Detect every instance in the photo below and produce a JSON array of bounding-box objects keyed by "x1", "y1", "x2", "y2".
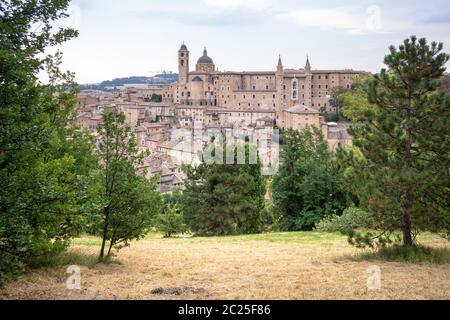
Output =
[
  {"x1": 181, "y1": 60, "x2": 184, "y2": 66},
  {"x1": 291, "y1": 79, "x2": 298, "y2": 100}
]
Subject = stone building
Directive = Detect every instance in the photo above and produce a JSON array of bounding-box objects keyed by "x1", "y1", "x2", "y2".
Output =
[{"x1": 161, "y1": 43, "x2": 367, "y2": 130}]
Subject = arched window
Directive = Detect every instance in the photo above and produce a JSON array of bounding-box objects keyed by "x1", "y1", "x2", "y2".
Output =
[{"x1": 291, "y1": 79, "x2": 298, "y2": 101}]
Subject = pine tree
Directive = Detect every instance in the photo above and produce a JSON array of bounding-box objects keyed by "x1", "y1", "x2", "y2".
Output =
[
  {"x1": 340, "y1": 36, "x2": 450, "y2": 246},
  {"x1": 181, "y1": 142, "x2": 266, "y2": 236}
]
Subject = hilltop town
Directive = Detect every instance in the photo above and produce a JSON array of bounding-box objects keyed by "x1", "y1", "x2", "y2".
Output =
[{"x1": 76, "y1": 43, "x2": 368, "y2": 192}]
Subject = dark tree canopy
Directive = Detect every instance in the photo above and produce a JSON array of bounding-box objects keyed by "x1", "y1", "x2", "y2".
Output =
[
  {"x1": 272, "y1": 127, "x2": 352, "y2": 231},
  {"x1": 181, "y1": 142, "x2": 266, "y2": 236},
  {"x1": 0, "y1": 0, "x2": 96, "y2": 282}
]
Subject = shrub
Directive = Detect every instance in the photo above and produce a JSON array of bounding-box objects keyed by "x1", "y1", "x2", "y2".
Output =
[
  {"x1": 154, "y1": 206, "x2": 187, "y2": 238},
  {"x1": 353, "y1": 245, "x2": 450, "y2": 264},
  {"x1": 315, "y1": 207, "x2": 372, "y2": 233}
]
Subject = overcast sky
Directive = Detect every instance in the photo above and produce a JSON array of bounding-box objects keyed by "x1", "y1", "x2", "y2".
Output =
[{"x1": 56, "y1": 0, "x2": 450, "y2": 83}]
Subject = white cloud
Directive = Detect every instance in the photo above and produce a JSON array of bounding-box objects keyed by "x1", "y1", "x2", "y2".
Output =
[
  {"x1": 275, "y1": 6, "x2": 384, "y2": 34},
  {"x1": 202, "y1": 0, "x2": 273, "y2": 10}
]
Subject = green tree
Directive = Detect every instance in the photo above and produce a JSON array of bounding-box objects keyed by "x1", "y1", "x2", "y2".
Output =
[
  {"x1": 326, "y1": 86, "x2": 350, "y2": 120},
  {"x1": 339, "y1": 36, "x2": 450, "y2": 247},
  {"x1": 272, "y1": 127, "x2": 351, "y2": 231},
  {"x1": 149, "y1": 94, "x2": 162, "y2": 103},
  {"x1": 95, "y1": 111, "x2": 161, "y2": 259},
  {"x1": 154, "y1": 205, "x2": 187, "y2": 238},
  {"x1": 338, "y1": 77, "x2": 378, "y2": 122},
  {"x1": 0, "y1": 0, "x2": 98, "y2": 282},
  {"x1": 181, "y1": 142, "x2": 266, "y2": 236}
]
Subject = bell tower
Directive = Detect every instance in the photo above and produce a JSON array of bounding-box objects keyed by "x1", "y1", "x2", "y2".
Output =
[{"x1": 178, "y1": 43, "x2": 189, "y2": 84}]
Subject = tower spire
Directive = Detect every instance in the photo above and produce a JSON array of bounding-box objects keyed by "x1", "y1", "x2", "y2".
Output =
[
  {"x1": 277, "y1": 54, "x2": 283, "y2": 73},
  {"x1": 305, "y1": 54, "x2": 311, "y2": 72}
]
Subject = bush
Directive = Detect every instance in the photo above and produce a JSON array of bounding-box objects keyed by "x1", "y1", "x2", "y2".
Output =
[
  {"x1": 354, "y1": 245, "x2": 450, "y2": 264},
  {"x1": 315, "y1": 207, "x2": 372, "y2": 233},
  {"x1": 154, "y1": 206, "x2": 187, "y2": 238}
]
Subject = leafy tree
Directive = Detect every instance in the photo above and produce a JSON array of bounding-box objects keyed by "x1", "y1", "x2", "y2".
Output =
[
  {"x1": 339, "y1": 36, "x2": 450, "y2": 247},
  {"x1": 272, "y1": 127, "x2": 352, "y2": 231},
  {"x1": 326, "y1": 86, "x2": 350, "y2": 120},
  {"x1": 154, "y1": 205, "x2": 187, "y2": 238},
  {"x1": 0, "y1": 0, "x2": 98, "y2": 282},
  {"x1": 180, "y1": 142, "x2": 266, "y2": 236},
  {"x1": 338, "y1": 77, "x2": 378, "y2": 122},
  {"x1": 95, "y1": 111, "x2": 161, "y2": 259}
]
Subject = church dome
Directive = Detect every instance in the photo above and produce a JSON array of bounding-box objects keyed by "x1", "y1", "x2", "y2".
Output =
[
  {"x1": 180, "y1": 43, "x2": 188, "y2": 50},
  {"x1": 197, "y1": 48, "x2": 214, "y2": 64}
]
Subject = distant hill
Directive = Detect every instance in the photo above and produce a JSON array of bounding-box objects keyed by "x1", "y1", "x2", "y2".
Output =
[{"x1": 79, "y1": 73, "x2": 178, "y2": 91}]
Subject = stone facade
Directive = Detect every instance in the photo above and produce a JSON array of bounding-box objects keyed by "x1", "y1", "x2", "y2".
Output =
[{"x1": 162, "y1": 43, "x2": 367, "y2": 130}]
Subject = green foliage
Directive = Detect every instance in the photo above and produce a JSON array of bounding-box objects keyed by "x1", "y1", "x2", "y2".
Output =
[
  {"x1": 272, "y1": 127, "x2": 352, "y2": 231},
  {"x1": 149, "y1": 94, "x2": 163, "y2": 102},
  {"x1": 180, "y1": 142, "x2": 266, "y2": 236},
  {"x1": 353, "y1": 245, "x2": 450, "y2": 264},
  {"x1": 338, "y1": 77, "x2": 378, "y2": 122},
  {"x1": 315, "y1": 207, "x2": 373, "y2": 233},
  {"x1": 94, "y1": 111, "x2": 162, "y2": 258},
  {"x1": 154, "y1": 205, "x2": 187, "y2": 238},
  {"x1": 328, "y1": 86, "x2": 350, "y2": 115},
  {"x1": 338, "y1": 36, "x2": 450, "y2": 247},
  {"x1": 0, "y1": 0, "x2": 98, "y2": 284},
  {"x1": 28, "y1": 250, "x2": 99, "y2": 269},
  {"x1": 322, "y1": 113, "x2": 339, "y2": 123}
]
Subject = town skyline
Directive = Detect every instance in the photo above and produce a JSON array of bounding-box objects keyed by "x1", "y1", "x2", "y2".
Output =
[{"x1": 52, "y1": 0, "x2": 450, "y2": 84}]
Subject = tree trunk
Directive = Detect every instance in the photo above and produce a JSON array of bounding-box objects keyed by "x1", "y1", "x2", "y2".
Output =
[
  {"x1": 107, "y1": 239, "x2": 114, "y2": 256},
  {"x1": 402, "y1": 207, "x2": 413, "y2": 246},
  {"x1": 99, "y1": 205, "x2": 110, "y2": 259}
]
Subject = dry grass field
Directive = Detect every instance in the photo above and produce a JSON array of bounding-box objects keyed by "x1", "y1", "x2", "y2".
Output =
[{"x1": 1, "y1": 232, "x2": 449, "y2": 300}]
